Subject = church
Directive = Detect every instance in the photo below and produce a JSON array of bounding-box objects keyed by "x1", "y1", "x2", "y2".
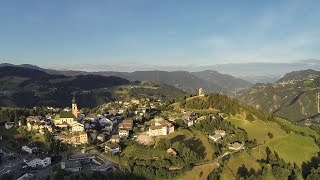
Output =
[{"x1": 54, "y1": 97, "x2": 80, "y2": 128}]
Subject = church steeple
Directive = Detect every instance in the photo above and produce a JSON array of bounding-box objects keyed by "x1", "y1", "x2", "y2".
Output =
[
  {"x1": 72, "y1": 96, "x2": 76, "y2": 104},
  {"x1": 72, "y1": 96, "x2": 78, "y2": 118}
]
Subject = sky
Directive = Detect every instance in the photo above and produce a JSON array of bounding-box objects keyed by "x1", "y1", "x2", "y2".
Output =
[{"x1": 0, "y1": 0, "x2": 320, "y2": 71}]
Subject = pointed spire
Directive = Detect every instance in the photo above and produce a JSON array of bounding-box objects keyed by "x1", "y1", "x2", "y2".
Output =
[{"x1": 72, "y1": 95, "x2": 76, "y2": 104}]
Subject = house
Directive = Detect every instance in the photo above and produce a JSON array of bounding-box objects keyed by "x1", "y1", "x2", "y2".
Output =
[
  {"x1": 21, "y1": 145, "x2": 38, "y2": 154},
  {"x1": 195, "y1": 116, "x2": 206, "y2": 123},
  {"x1": 209, "y1": 134, "x2": 222, "y2": 142},
  {"x1": 166, "y1": 148, "x2": 177, "y2": 156},
  {"x1": 5, "y1": 122, "x2": 15, "y2": 129},
  {"x1": 110, "y1": 135, "x2": 120, "y2": 143},
  {"x1": 71, "y1": 122, "x2": 85, "y2": 132},
  {"x1": 148, "y1": 118, "x2": 174, "y2": 137},
  {"x1": 215, "y1": 130, "x2": 226, "y2": 137},
  {"x1": 184, "y1": 119, "x2": 194, "y2": 127},
  {"x1": 61, "y1": 161, "x2": 82, "y2": 172},
  {"x1": 228, "y1": 142, "x2": 245, "y2": 151},
  {"x1": 24, "y1": 155, "x2": 51, "y2": 168},
  {"x1": 59, "y1": 132, "x2": 88, "y2": 145},
  {"x1": 118, "y1": 129, "x2": 129, "y2": 138},
  {"x1": 98, "y1": 118, "x2": 112, "y2": 127},
  {"x1": 97, "y1": 134, "x2": 106, "y2": 142},
  {"x1": 119, "y1": 120, "x2": 133, "y2": 131},
  {"x1": 105, "y1": 143, "x2": 121, "y2": 154}
]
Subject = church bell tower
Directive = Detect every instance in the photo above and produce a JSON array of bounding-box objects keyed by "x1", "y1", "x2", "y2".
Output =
[{"x1": 72, "y1": 96, "x2": 78, "y2": 118}]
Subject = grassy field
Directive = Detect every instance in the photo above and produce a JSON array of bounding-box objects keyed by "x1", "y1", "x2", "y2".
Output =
[
  {"x1": 220, "y1": 151, "x2": 261, "y2": 180},
  {"x1": 160, "y1": 128, "x2": 215, "y2": 161},
  {"x1": 229, "y1": 118, "x2": 286, "y2": 144},
  {"x1": 190, "y1": 128, "x2": 215, "y2": 161},
  {"x1": 274, "y1": 117, "x2": 320, "y2": 138},
  {"x1": 121, "y1": 144, "x2": 166, "y2": 160},
  {"x1": 177, "y1": 163, "x2": 217, "y2": 180},
  {"x1": 251, "y1": 133, "x2": 319, "y2": 166}
]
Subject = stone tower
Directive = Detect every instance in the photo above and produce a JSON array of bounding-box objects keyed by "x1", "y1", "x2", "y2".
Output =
[
  {"x1": 199, "y1": 88, "x2": 205, "y2": 96},
  {"x1": 72, "y1": 96, "x2": 78, "y2": 118}
]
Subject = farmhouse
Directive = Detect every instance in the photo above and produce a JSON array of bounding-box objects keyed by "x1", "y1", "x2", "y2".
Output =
[
  {"x1": 215, "y1": 129, "x2": 226, "y2": 137},
  {"x1": 119, "y1": 119, "x2": 133, "y2": 131},
  {"x1": 209, "y1": 134, "x2": 222, "y2": 142},
  {"x1": 21, "y1": 144, "x2": 38, "y2": 154},
  {"x1": 105, "y1": 143, "x2": 121, "y2": 154},
  {"x1": 119, "y1": 129, "x2": 129, "y2": 138},
  {"x1": 228, "y1": 142, "x2": 245, "y2": 151},
  {"x1": 59, "y1": 132, "x2": 88, "y2": 145},
  {"x1": 5, "y1": 122, "x2": 15, "y2": 129},
  {"x1": 24, "y1": 155, "x2": 51, "y2": 168},
  {"x1": 148, "y1": 118, "x2": 174, "y2": 137},
  {"x1": 71, "y1": 122, "x2": 85, "y2": 132}
]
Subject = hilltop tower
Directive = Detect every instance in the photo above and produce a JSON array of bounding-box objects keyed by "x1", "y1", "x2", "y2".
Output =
[
  {"x1": 199, "y1": 88, "x2": 205, "y2": 96},
  {"x1": 72, "y1": 96, "x2": 78, "y2": 118}
]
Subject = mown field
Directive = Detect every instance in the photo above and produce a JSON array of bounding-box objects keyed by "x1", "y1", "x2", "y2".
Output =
[
  {"x1": 274, "y1": 117, "x2": 320, "y2": 138},
  {"x1": 251, "y1": 133, "x2": 319, "y2": 166},
  {"x1": 223, "y1": 117, "x2": 320, "y2": 179},
  {"x1": 229, "y1": 118, "x2": 286, "y2": 144},
  {"x1": 220, "y1": 151, "x2": 261, "y2": 180},
  {"x1": 177, "y1": 163, "x2": 217, "y2": 180}
]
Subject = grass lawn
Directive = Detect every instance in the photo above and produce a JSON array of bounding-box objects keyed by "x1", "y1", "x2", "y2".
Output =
[
  {"x1": 177, "y1": 163, "x2": 217, "y2": 180},
  {"x1": 220, "y1": 151, "x2": 261, "y2": 180},
  {"x1": 229, "y1": 119, "x2": 286, "y2": 144},
  {"x1": 121, "y1": 144, "x2": 166, "y2": 160},
  {"x1": 274, "y1": 117, "x2": 320, "y2": 138},
  {"x1": 160, "y1": 128, "x2": 215, "y2": 161},
  {"x1": 190, "y1": 128, "x2": 215, "y2": 161},
  {"x1": 251, "y1": 133, "x2": 319, "y2": 166}
]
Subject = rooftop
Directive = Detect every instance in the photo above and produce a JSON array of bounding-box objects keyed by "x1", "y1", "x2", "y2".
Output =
[{"x1": 57, "y1": 111, "x2": 76, "y2": 119}]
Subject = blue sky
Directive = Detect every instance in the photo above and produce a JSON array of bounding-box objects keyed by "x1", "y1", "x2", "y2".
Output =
[{"x1": 0, "y1": 0, "x2": 320, "y2": 70}]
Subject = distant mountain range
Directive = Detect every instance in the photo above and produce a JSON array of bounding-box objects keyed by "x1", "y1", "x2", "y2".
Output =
[
  {"x1": 36, "y1": 59, "x2": 320, "y2": 83},
  {"x1": 0, "y1": 63, "x2": 252, "y2": 94},
  {"x1": 0, "y1": 66, "x2": 132, "y2": 108},
  {"x1": 0, "y1": 65, "x2": 187, "y2": 108},
  {"x1": 236, "y1": 69, "x2": 320, "y2": 125}
]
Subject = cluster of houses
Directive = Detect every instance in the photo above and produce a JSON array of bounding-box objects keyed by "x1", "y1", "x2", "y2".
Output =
[{"x1": 208, "y1": 129, "x2": 245, "y2": 151}]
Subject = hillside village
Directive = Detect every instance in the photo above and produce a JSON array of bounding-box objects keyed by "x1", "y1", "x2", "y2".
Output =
[
  {"x1": 0, "y1": 88, "x2": 320, "y2": 180},
  {"x1": 0, "y1": 89, "x2": 252, "y2": 179}
]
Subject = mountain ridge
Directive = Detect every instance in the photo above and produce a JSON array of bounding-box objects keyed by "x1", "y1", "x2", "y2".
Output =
[{"x1": 0, "y1": 63, "x2": 252, "y2": 94}]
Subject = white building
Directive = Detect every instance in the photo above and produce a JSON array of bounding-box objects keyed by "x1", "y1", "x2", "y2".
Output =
[
  {"x1": 71, "y1": 122, "x2": 85, "y2": 132},
  {"x1": 21, "y1": 145, "x2": 38, "y2": 154},
  {"x1": 228, "y1": 142, "x2": 245, "y2": 151},
  {"x1": 25, "y1": 156, "x2": 51, "y2": 168},
  {"x1": 215, "y1": 130, "x2": 226, "y2": 137},
  {"x1": 209, "y1": 134, "x2": 222, "y2": 142},
  {"x1": 5, "y1": 122, "x2": 14, "y2": 129},
  {"x1": 105, "y1": 143, "x2": 121, "y2": 154},
  {"x1": 148, "y1": 118, "x2": 174, "y2": 137},
  {"x1": 118, "y1": 129, "x2": 129, "y2": 138},
  {"x1": 184, "y1": 119, "x2": 194, "y2": 127}
]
